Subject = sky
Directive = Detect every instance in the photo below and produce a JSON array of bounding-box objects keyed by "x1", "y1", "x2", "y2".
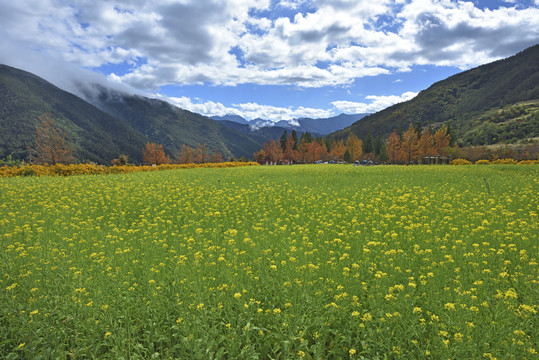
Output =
[{"x1": 0, "y1": 0, "x2": 538, "y2": 121}]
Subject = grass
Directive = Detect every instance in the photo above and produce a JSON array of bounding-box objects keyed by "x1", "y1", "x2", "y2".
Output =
[{"x1": 1, "y1": 165, "x2": 538, "y2": 359}]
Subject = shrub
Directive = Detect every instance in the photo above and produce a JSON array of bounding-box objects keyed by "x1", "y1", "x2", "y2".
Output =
[
  {"x1": 491, "y1": 158, "x2": 517, "y2": 165},
  {"x1": 475, "y1": 159, "x2": 490, "y2": 165},
  {"x1": 450, "y1": 158, "x2": 472, "y2": 165}
]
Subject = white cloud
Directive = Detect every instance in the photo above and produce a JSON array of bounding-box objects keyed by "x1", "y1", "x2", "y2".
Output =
[
  {"x1": 1, "y1": 0, "x2": 537, "y2": 90},
  {"x1": 160, "y1": 95, "x2": 332, "y2": 121},
  {"x1": 332, "y1": 91, "x2": 418, "y2": 114}
]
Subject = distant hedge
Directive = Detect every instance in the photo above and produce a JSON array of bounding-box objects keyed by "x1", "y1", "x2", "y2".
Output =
[{"x1": 0, "y1": 162, "x2": 259, "y2": 178}]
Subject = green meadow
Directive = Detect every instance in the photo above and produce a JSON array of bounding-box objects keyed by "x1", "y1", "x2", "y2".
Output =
[{"x1": 1, "y1": 165, "x2": 538, "y2": 359}]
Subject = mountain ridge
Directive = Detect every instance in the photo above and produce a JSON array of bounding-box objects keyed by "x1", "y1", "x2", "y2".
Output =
[{"x1": 330, "y1": 44, "x2": 539, "y2": 144}]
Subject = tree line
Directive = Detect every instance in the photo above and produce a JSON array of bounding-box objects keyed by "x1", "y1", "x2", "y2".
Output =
[{"x1": 254, "y1": 124, "x2": 455, "y2": 165}]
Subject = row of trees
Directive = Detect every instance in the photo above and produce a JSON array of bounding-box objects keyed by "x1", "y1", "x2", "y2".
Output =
[
  {"x1": 142, "y1": 142, "x2": 223, "y2": 165},
  {"x1": 254, "y1": 125, "x2": 454, "y2": 165},
  {"x1": 27, "y1": 113, "x2": 453, "y2": 166},
  {"x1": 386, "y1": 124, "x2": 452, "y2": 164}
]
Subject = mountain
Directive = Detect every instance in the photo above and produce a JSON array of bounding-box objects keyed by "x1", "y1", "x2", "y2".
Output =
[
  {"x1": 211, "y1": 114, "x2": 250, "y2": 125},
  {"x1": 81, "y1": 87, "x2": 264, "y2": 159},
  {"x1": 331, "y1": 44, "x2": 539, "y2": 145},
  {"x1": 0, "y1": 64, "x2": 150, "y2": 163},
  {"x1": 293, "y1": 113, "x2": 368, "y2": 135},
  {"x1": 217, "y1": 120, "x2": 316, "y2": 141},
  {"x1": 215, "y1": 113, "x2": 368, "y2": 136}
]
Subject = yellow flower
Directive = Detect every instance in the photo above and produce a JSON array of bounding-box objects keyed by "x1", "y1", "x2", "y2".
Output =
[
  {"x1": 349, "y1": 348, "x2": 357, "y2": 356},
  {"x1": 234, "y1": 292, "x2": 242, "y2": 299},
  {"x1": 104, "y1": 332, "x2": 112, "y2": 338},
  {"x1": 413, "y1": 307, "x2": 422, "y2": 314},
  {"x1": 444, "y1": 303, "x2": 455, "y2": 310}
]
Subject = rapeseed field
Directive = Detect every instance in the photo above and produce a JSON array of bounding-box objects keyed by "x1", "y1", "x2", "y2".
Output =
[{"x1": 1, "y1": 165, "x2": 537, "y2": 359}]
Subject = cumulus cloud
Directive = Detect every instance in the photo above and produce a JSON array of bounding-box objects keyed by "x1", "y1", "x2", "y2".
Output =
[
  {"x1": 158, "y1": 94, "x2": 332, "y2": 121},
  {"x1": 332, "y1": 91, "x2": 418, "y2": 114},
  {"x1": 1, "y1": 0, "x2": 537, "y2": 121},
  {"x1": 1, "y1": 0, "x2": 537, "y2": 89}
]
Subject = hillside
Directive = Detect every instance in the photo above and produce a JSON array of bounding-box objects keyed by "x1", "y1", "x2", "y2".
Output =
[
  {"x1": 0, "y1": 65, "x2": 267, "y2": 163},
  {"x1": 0, "y1": 64, "x2": 150, "y2": 163},
  {"x1": 82, "y1": 87, "x2": 265, "y2": 159},
  {"x1": 331, "y1": 44, "x2": 539, "y2": 144}
]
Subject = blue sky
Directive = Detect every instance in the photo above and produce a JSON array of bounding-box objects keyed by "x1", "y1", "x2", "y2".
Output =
[{"x1": 1, "y1": 0, "x2": 538, "y2": 121}]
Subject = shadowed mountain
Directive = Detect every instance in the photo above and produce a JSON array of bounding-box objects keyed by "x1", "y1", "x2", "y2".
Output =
[
  {"x1": 0, "y1": 64, "x2": 149, "y2": 163},
  {"x1": 83, "y1": 88, "x2": 265, "y2": 159},
  {"x1": 0, "y1": 64, "x2": 269, "y2": 163}
]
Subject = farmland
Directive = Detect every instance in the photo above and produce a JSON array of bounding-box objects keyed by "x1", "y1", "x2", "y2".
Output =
[{"x1": 1, "y1": 165, "x2": 538, "y2": 359}]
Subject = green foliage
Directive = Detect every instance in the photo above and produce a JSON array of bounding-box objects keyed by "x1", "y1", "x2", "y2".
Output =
[
  {"x1": 343, "y1": 149, "x2": 351, "y2": 162},
  {"x1": 0, "y1": 154, "x2": 23, "y2": 167}
]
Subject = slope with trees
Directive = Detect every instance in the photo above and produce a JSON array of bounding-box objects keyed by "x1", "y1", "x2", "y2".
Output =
[
  {"x1": 330, "y1": 45, "x2": 539, "y2": 145},
  {"x1": 0, "y1": 64, "x2": 150, "y2": 163}
]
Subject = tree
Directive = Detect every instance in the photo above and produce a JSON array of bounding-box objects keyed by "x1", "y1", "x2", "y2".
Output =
[
  {"x1": 418, "y1": 129, "x2": 435, "y2": 162},
  {"x1": 29, "y1": 113, "x2": 74, "y2": 164},
  {"x1": 363, "y1": 132, "x2": 374, "y2": 155},
  {"x1": 434, "y1": 124, "x2": 451, "y2": 156},
  {"x1": 386, "y1": 130, "x2": 401, "y2": 164},
  {"x1": 280, "y1": 130, "x2": 288, "y2": 151},
  {"x1": 209, "y1": 151, "x2": 223, "y2": 163},
  {"x1": 400, "y1": 125, "x2": 420, "y2": 163},
  {"x1": 329, "y1": 140, "x2": 346, "y2": 162},
  {"x1": 194, "y1": 143, "x2": 209, "y2": 164},
  {"x1": 373, "y1": 134, "x2": 383, "y2": 157},
  {"x1": 263, "y1": 139, "x2": 282, "y2": 164},
  {"x1": 345, "y1": 132, "x2": 362, "y2": 161},
  {"x1": 291, "y1": 130, "x2": 299, "y2": 150},
  {"x1": 283, "y1": 134, "x2": 297, "y2": 163},
  {"x1": 254, "y1": 149, "x2": 266, "y2": 164},
  {"x1": 111, "y1": 154, "x2": 128, "y2": 166},
  {"x1": 343, "y1": 149, "x2": 351, "y2": 163},
  {"x1": 299, "y1": 132, "x2": 313, "y2": 144},
  {"x1": 143, "y1": 143, "x2": 170, "y2": 165},
  {"x1": 177, "y1": 144, "x2": 195, "y2": 164}
]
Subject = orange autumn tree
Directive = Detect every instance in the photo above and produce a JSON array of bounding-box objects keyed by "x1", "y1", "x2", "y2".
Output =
[
  {"x1": 386, "y1": 130, "x2": 401, "y2": 164},
  {"x1": 283, "y1": 134, "x2": 297, "y2": 163},
  {"x1": 30, "y1": 113, "x2": 74, "y2": 164},
  {"x1": 177, "y1": 144, "x2": 195, "y2": 164},
  {"x1": 143, "y1": 143, "x2": 170, "y2": 165},
  {"x1": 345, "y1": 132, "x2": 362, "y2": 162},
  {"x1": 418, "y1": 128, "x2": 436, "y2": 162},
  {"x1": 434, "y1": 124, "x2": 451, "y2": 156},
  {"x1": 263, "y1": 139, "x2": 282, "y2": 164},
  {"x1": 400, "y1": 125, "x2": 420, "y2": 164},
  {"x1": 329, "y1": 140, "x2": 346, "y2": 162}
]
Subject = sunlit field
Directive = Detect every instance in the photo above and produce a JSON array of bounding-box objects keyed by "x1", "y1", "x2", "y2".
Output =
[{"x1": 1, "y1": 165, "x2": 537, "y2": 359}]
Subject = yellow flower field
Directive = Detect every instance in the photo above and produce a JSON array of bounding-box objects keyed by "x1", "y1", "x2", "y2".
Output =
[{"x1": 0, "y1": 165, "x2": 537, "y2": 359}]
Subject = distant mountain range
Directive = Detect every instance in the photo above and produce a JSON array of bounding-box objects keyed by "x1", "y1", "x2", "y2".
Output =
[
  {"x1": 330, "y1": 44, "x2": 539, "y2": 145},
  {"x1": 212, "y1": 113, "x2": 368, "y2": 136}
]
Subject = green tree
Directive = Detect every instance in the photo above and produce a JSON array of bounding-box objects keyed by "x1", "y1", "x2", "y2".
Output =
[
  {"x1": 280, "y1": 130, "x2": 288, "y2": 151},
  {"x1": 343, "y1": 149, "x2": 351, "y2": 163},
  {"x1": 363, "y1": 132, "x2": 374, "y2": 154},
  {"x1": 291, "y1": 130, "x2": 299, "y2": 150}
]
